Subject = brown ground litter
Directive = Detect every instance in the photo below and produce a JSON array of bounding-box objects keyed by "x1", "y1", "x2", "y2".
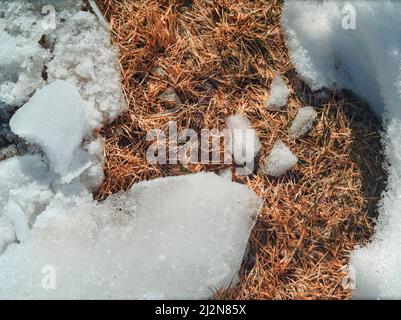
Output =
[{"x1": 95, "y1": 0, "x2": 386, "y2": 299}]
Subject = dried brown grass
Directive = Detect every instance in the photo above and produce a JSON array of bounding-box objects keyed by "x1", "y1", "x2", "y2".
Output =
[{"x1": 95, "y1": 0, "x2": 386, "y2": 299}]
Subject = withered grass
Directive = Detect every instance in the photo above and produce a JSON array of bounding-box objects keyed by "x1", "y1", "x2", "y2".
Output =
[{"x1": 96, "y1": 0, "x2": 386, "y2": 299}]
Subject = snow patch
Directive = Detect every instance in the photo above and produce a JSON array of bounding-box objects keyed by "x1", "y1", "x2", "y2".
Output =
[
  {"x1": 282, "y1": 0, "x2": 401, "y2": 299},
  {"x1": 0, "y1": 172, "x2": 262, "y2": 299}
]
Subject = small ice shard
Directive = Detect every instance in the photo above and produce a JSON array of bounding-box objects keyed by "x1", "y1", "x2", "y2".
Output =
[
  {"x1": 0, "y1": 172, "x2": 262, "y2": 299},
  {"x1": 227, "y1": 114, "x2": 261, "y2": 165},
  {"x1": 265, "y1": 75, "x2": 290, "y2": 110},
  {"x1": 290, "y1": 106, "x2": 318, "y2": 138},
  {"x1": 158, "y1": 88, "x2": 181, "y2": 105},
  {"x1": 10, "y1": 80, "x2": 91, "y2": 183},
  {"x1": 262, "y1": 140, "x2": 298, "y2": 177}
]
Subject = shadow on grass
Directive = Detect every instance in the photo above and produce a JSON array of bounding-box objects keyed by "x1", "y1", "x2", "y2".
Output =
[
  {"x1": 287, "y1": 68, "x2": 387, "y2": 220},
  {"x1": 228, "y1": 70, "x2": 388, "y2": 299}
]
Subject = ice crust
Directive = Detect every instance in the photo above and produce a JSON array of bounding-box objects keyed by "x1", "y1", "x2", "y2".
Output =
[{"x1": 0, "y1": 172, "x2": 262, "y2": 299}]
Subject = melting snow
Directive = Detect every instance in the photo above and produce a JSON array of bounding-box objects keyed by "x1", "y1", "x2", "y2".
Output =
[
  {"x1": 10, "y1": 80, "x2": 91, "y2": 183},
  {"x1": 261, "y1": 140, "x2": 298, "y2": 177},
  {"x1": 0, "y1": 172, "x2": 262, "y2": 299},
  {"x1": 265, "y1": 75, "x2": 290, "y2": 110},
  {"x1": 290, "y1": 106, "x2": 318, "y2": 138},
  {"x1": 282, "y1": 0, "x2": 401, "y2": 299},
  {"x1": 0, "y1": 0, "x2": 262, "y2": 299}
]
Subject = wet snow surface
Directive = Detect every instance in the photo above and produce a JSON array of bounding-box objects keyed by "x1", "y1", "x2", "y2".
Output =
[
  {"x1": 282, "y1": 0, "x2": 401, "y2": 299},
  {"x1": 0, "y1": 0, "x2": 262, "y2": 299}
]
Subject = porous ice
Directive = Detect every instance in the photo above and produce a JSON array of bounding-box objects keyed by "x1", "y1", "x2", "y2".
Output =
[{"x1": 0, "y1": 172, "x2": 262, "y2": 299}]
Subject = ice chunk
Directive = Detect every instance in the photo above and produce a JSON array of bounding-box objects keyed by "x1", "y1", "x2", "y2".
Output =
[
  {"x1": 290, "y1": 106, "x2": 318, "y2": 138},
  {"x1": 1, "y1": 0, "x2": 123, "y2": 189},
  {"x1": 0, "y1": 172, "x2": 262, "y2": 299},
  {"x1": 227, "y1": 114, "x2": 261, "y2": 166},
  {"x1": 265, "y1": 75, "x2": 290, "y2": 110},
  {"x1": 10, "y1": 80, "x2": 91, "y2": 183},
  {"x1": 262, "y1": 140, "x2": 298, "y2": 177}
]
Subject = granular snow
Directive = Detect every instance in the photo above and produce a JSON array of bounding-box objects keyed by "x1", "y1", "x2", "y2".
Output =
[
  {"x1": 265, "y1": 75, "x2": 290, "y2": 110},
  {"x1": 0, "y1": 172, "x2": 262, "y2": 299},
  {"x1": 290, "y1": 106, "x2": 318, "y2": 138},
  {"x1": 261, "y1": 140, "x2": 298, "y2": 177}
]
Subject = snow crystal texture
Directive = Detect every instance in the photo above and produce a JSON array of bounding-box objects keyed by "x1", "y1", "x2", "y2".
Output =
[
  {"x1": 0, "y1": 172, "x2": 261, "y2": 299},
  {"x1": 290, "y1": 106, "x2": 318, "y2": 138},
  {"x1": 262, "y1": 140, "x2": 297, "y2": 177},
  {"x1": 265, "y1": 75, "x2": 290, "y2": 110}
]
